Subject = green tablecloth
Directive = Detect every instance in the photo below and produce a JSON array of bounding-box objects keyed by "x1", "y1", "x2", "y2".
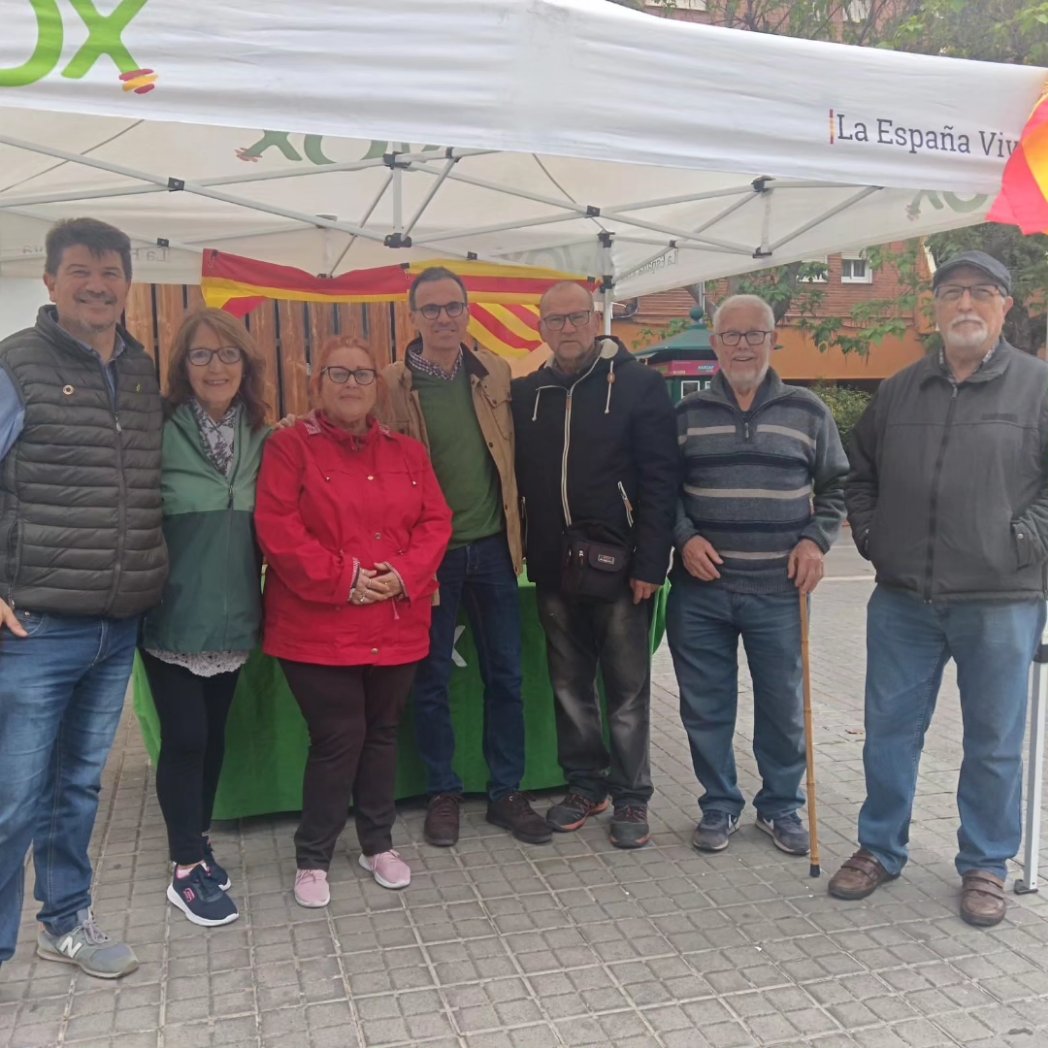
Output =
[{"x1": 133, "y1": 581, "x2": 666, "y2": 819}]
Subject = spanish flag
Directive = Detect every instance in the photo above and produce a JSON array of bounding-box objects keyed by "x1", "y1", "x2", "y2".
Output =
[
  {"x1": 988, "y1": 86, "x2": 1048, "y2": 235},
  {"x1": 200, "y1": 250, "x2": 593, "y2": 360}
]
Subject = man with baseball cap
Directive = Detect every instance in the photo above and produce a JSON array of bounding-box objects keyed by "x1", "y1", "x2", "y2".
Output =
[{"x1": 829, "y1": 250, "x2": 1048, "y2": 927}]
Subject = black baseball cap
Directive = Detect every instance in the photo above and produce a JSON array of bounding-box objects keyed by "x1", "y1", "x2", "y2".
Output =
[{"x1": 932, "y1": 250, "x2": 1012, "y2": 295}]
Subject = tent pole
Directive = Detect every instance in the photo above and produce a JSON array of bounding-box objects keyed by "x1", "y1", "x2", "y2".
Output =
[
  {"x1": 600, "y1": 232, "x2": 614, "y2": 337},
  {"x1": 1016, "y1": 605, "x2": 1048, "y2": 893}
]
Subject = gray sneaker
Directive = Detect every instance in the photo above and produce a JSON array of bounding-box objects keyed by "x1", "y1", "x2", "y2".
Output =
[
  {"x1": 691, "y1": 811, "x2": 740, "y2": 852},
  {"x1": 756, "y1": 811, "x2": 810, "y2": 855},
  {"x1": 37, "y1": 909, "x2": 139, "y2": 979}
]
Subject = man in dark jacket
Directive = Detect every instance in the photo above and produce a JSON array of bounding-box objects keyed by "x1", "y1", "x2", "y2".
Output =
[
  {"x1": 829, "y1": 251, "x2": 1048, "y2": 928},
  {"x1": 512, "y1": 282, "x2": 678, "y2": 848},
  {"x1": 668, "y1": 294, "x2": 847, "y2": 858},
  {"x1": 0, "y1": 218, "x2": 166, "y2": 978}
]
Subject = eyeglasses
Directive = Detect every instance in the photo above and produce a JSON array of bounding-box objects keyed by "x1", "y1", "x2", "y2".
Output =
[
  {"x1": 934, "y1": 283, "x2": 1004, "y2": 303},
  {"x1": 188, "y1": 346, "x2": 243, "y2": 366},
  {"x1": 541, "y1": 310, "x2": 592, "y2": 331},
  {"x1": 416, "y1": 301, "x2": 467, "y2": 320},
  {"x1": 321, "y1": 366, "x2": 377, "y2": 386},
  {"x1": 715, "y1": 330, "x2": 772, "y2": 347}
]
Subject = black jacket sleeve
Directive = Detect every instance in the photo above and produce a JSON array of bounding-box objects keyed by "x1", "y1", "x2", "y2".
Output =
[
  {"x1": 1012, "y1": 392, "x2": 1048, "y2": 567},
  {"x1": 844, "y1": 391, "x2": 881, "y2": 559},
  {"x1": 630, "y1": 374, "x2": 680, "y2": 585}
]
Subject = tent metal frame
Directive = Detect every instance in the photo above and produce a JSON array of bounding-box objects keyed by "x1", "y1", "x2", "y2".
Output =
[{"x1": 0, "y1": 132, "x2": 889, "y2": 286}]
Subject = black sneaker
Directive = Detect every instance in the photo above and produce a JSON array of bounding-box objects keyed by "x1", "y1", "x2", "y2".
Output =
[
  {"x1": 202, "y1": 837, "x2": 231, "y2": 890},
  {"x1": 691, "y1": 811, "x2": 740, "y2": 852},
  {"x1": 609, "y1": 805, "x2": 651, "y2": 849},
  {"x1": 167, "y1": 865, "x2": 239, "y2": 927},
  {"x1": 756, "y1": 811, "x2": 810, "y2": 855},
  {"x1": 487, "y1": 792, "x2": 552, "y2": 844},
  {"x1": 546, "y1": 792, "x2": 610, "y2": 832}
]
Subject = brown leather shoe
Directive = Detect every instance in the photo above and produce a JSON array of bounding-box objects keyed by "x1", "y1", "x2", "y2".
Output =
[
  {"x1": 486, "y1": 792, "x2": 552, "y2": 844},
  {"x1": 960, "y1": 870, "x2": 1007, "y2": 927},
  {"x1": 828, "y1": 849, "x2": 898, "y2": 900},
  {"x1": 423, "y1": 793, "x2": 462, "y2": 847}
]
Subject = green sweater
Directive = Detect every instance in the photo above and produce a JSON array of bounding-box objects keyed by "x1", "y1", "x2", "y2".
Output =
[
  {"x1": 411, "y1": 366, "x2": 503, "y2": 548},
  {"x1": 142, "y1": 403, "x2": 269, "y2": 653}
]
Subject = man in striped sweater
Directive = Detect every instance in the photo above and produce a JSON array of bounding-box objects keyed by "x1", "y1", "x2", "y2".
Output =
[{"x1": 667, "y1": 294, "x2": 847, "y2": 856}]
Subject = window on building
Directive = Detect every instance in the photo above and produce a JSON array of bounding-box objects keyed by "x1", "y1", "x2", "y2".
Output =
[{"x1": 841, "y1": 256, "x2": 873, "y2": 284}]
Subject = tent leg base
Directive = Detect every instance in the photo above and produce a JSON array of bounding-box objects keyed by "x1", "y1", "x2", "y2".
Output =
[{"x1": 1013, "y1": 879, "x2": 1039, "y2": 895}]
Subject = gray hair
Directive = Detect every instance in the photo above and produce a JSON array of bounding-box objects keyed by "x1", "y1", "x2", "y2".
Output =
[{"x1": 713, "y1": 294, "x2": 775, "y2": 332}]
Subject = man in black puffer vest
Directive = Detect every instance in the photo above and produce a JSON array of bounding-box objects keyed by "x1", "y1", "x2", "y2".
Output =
[{"x1": 0, "y1": 218, "x2": 166, "y2": 979}]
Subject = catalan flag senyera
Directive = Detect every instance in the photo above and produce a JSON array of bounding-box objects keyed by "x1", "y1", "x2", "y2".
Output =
[
  {"x1": 988, "y1": 85, "x2": 1048, "y2": 235},
  {"x1": 199, "y1": 250, "x2": 592, "y2": 359}
]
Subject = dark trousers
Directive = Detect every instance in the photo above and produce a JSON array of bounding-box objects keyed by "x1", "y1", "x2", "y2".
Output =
[
  {"x1": 280, "y1": 660, "x2": 417, "y2": 867},
  {"x1": 140, "y1": 651, "x2": 240, "y2": 865},
  {"x1": 535, "y1": 587, "x2": 654, "y2": 806},
  {"x1": 412, "y1": 533, "x2": 525, "y2": 800}
]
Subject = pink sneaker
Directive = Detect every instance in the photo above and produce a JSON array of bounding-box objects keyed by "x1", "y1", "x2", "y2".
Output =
[
  {"x1": 293, "y1": 868, "x2": 330, "y2": 908},
  {"x1": 358, "y1": 850, "x2": 411, "y2": 890}
]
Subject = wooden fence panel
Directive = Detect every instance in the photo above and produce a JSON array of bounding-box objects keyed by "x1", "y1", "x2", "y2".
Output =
[
  {"x1": 245, "y1": 303, "x2": 281, "y2": 422},
  {"x1": 123, "y1": 284, "x2": 432, "y2": 412},
  {"x1": 277, "y1": 301, "x2": 312, "y2": 418}
]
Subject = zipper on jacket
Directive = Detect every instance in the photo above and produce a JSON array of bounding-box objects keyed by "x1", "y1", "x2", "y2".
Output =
[
  {"x1": 924, "y1": 383, "x2": 959, "y2": 601},
  {"x1": 104, "y1": 380, "x2": 128, "y2": 617},
  {"x1": 561, "y1": 393, "x2": 574, "y2": 525},
  {"x1": 617, "y1": 482, "x2": 635, "y2": 528}
]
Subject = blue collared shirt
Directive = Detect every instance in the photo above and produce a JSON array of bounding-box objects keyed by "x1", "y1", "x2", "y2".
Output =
[{"x1": 0, "y1": 329, "x2": 125, "y2": 462}]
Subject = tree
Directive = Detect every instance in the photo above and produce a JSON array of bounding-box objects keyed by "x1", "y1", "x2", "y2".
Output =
[{"x1": 617, "y1": 0, "x2": 1048, "y2": 354}]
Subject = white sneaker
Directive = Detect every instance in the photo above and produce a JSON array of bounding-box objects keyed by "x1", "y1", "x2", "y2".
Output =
[{"x1": 358, "y1": 850, "x2": 411, "y2": 889}]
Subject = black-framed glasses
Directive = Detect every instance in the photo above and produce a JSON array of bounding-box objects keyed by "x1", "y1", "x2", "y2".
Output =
[
  {"x1": 188, "y1": 346, "x2": 243, "y2": 366},
  {"x1": 417, "y1": 301, "x2": 467, "y2": 320},
  {"x1": 934, "y1": 283, "x2": 1004, "y2": 303},
  {"x1": 541, "y1": 310, "x2": 592, "y2": 331},
  {"x1": 321, "y1": 366, "x2": 377, "y2": 386},
  {"x1": 716, "y1": 330, "x2": 772, "y2": 347}
]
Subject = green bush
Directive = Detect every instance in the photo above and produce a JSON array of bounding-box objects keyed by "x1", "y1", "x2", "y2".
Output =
[{"x1": 811, "y1": 384, "x2": 872, "y2": 450}]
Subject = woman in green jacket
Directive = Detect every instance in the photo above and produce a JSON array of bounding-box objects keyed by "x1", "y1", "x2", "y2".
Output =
[{"x1": 141, "y1": 308, "x2": 270, "y2": 928}]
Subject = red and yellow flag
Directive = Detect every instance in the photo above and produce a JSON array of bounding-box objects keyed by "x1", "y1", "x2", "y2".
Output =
[
  {"x1": 200, "y1": 250, "x2": 593, "y2": 359},
  {"x1": 988, "y1": 85, "x2": 1048, "y2": 234}
]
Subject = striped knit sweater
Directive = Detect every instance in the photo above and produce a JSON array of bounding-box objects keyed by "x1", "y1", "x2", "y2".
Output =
[{"x1": 673, "y1": 369, "x2": 848, "y2": 594}]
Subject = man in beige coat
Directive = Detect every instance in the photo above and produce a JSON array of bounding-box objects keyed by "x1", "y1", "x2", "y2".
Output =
[{"x1": 382, "y1": 267, "x2": 548, "y2": 848}]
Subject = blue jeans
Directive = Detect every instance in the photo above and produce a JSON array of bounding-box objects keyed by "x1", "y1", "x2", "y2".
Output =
[
  {"x1": 858, "y1": 585, "x2": 1044, "y2": 880},
  {"x1": 0, "y1": 610, "x2": 139, "y2": 962},
  {"x1": 412, "y1": 533, "x2": 525, "y2": 800},
  {"x1": 667, "y1": 579, "x2": 805, "y2": 820}
]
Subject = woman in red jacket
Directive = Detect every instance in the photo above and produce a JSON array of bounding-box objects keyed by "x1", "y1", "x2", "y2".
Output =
[{"x1": 255, "y1": 337, "x2": 451, "y2": 904}]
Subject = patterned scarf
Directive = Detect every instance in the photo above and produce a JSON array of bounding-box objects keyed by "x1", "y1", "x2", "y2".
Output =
[{"x1": 191, "y1": 399, "x2": 240, "y2": 476}]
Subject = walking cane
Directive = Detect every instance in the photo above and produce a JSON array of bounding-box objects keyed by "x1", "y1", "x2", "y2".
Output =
[{"x1": 799, "y1": 593, "x2": 821, "y2": 878}]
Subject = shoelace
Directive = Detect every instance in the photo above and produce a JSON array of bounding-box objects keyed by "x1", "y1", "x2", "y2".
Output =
[
  {"x1": 616, "y1": 806, "x2": 646, "y2": 823},
  {"x1": 76, "y1": 912, "x2": 110, "y2": 946},
  {"x1": 297, "y1": 869, "x2": 324, "y2": 885}
]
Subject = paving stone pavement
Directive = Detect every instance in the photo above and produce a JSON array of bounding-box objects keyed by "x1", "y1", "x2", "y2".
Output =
[{"x1": 5, "y1": 540, "x2": 1048, "y2": 1048}]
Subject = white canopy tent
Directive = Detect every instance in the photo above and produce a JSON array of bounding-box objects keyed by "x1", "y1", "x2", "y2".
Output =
[
  {"x1": 3, "y1": 0, "x2": 1048, "y2": 888},
  {"x1": 0, "y1": 0, "x2": 1044, "y2": 297}
]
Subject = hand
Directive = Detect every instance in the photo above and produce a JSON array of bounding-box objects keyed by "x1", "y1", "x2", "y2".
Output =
[
  {"x1": 0, "y1": 598, "x2": 28, "y2": 638},
  {"x1": 681, "y1": 535, "x2": 722, "y2": 581},
  {"x1": 370, "y1": 563, "x2": 405, "y2": 602},
  {"x1": 349, "y1": 567, "x2": 377, "y2": 606},
  {"x1": 630, "y1": 578, "x2": 660, "y2": 604},
  {"x1": 788, "y1": 538, "x2": 825, "y2": 594},
  {"x1": 276, "y1": 413, "x2": 297, "y2": 429}
]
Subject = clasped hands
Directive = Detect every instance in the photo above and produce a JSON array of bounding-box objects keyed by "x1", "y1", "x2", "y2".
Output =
[
  {"x1": 681, "y1": 535, "x2": 825, "y2": 594},
  {"x1": 350, "y1": 562, "x2": 404, "y2": 606}
]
